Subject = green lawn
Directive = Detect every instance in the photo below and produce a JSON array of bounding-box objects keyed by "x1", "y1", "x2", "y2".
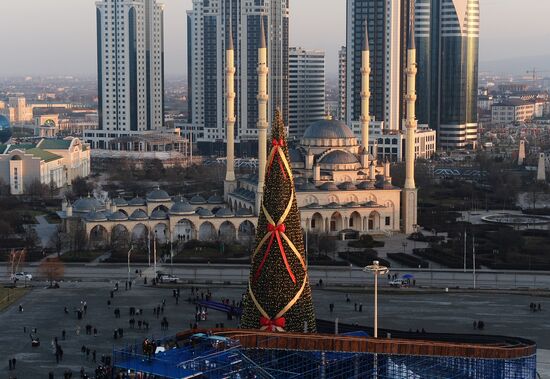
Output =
[{"x1": 0, "y1": 287, "x2": 29, "y2": 311}]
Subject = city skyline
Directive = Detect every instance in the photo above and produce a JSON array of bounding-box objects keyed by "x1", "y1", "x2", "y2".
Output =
[{"x1": 0, "y1": 0, "x2": 549, "y2": 77}]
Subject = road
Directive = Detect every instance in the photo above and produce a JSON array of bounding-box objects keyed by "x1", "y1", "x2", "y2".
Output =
[{"x1": 14, "y1": 262, "x2": 550, "y2": 290}]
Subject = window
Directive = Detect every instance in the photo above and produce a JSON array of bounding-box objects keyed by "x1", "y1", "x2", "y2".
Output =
[{"x1": 385, "y1": 217, "x2": 390, "y2": 226}]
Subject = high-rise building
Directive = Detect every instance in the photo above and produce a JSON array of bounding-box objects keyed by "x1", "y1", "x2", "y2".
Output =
[
  {"x1": 346, "y1": 0, "x2": 411, "y2": 131},
  {"x1": 89, "y1": 0, "x2": 165, "y2": 149},
  {"x1": 338, "y1": 46, "x2": 347, "y2": 121},
  {"x1": 187, "y1": 0, "x2": 289, "y2": 155},
  {"x1": 415, "y1": 0, "x2": 480, "y2": 149},
  {"x1": 288, "y1": 47, "x2": 326, "y2": 140}
]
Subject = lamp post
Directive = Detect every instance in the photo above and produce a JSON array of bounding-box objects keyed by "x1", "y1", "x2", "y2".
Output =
[
  {"x1": 127, "y1": 246, "x2": 133, "y2": 286},
  {"x1": 363, "y1": 260, "x2": 389, "y2": 338}
]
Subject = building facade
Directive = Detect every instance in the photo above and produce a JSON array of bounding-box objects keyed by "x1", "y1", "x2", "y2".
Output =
[
  {"x1": 491, "y1": 100, "x2": 536, "y2": 124},
  {"x1": 0, "y1": 138, "x2": 91, "y2": 195},
  {"x1": 187, "y1": 0, "x2": 289, "y2": 155},
  {"x1": 415, "y1": 0, "x2": 480, "y2": 149},
  {"x1": 338, "y1": 46, "x2": 347, "y2": 121},
  {"x1": 0, "y1": 97, "x2": 33, "y2": 124},
  {"x1": 90, "y1": 0, "x2": 165, "y2": 149},
  {"x1": 346, "y1": 0, "x2": 411, "y2": 131},
  {"x1": 288, "y1": 47, "x2": 326, "y2": 140}
]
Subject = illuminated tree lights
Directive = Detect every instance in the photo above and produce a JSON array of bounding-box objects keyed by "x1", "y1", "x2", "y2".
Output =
[{"x1": 241, "y1": 110, "x2": 316, "y2": 333}]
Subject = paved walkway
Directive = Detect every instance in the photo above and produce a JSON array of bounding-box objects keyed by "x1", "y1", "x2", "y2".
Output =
[{"x1": 33, "y1": 215, "x2": 57, "y2": 248}]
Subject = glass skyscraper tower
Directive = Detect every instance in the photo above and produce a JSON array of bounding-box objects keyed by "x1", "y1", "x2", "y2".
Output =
[{"x1": 415, "y1": 0, "x2": 479, "y2": 149}]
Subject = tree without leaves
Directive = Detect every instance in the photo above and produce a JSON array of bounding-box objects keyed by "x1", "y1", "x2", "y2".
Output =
[
  {"x1": 48, "y1": 225, "x2": 67, "y2": 257},
  {"x1": 38, "y1": 257, "x2": 65, "y2": 286}
]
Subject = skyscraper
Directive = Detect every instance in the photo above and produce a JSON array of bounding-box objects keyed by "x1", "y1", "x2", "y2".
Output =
[
  {"x1": 187, "y1": 0, "x2": 289, "y2": 155},
  {"x1": 415, "y1": 0, "x2": 480, "y2": 149},
  {"x1": 346, "y1": 0, "x2": 410, "y2": 131},
  {"x1": 338, "y1": 46, "x2": 347, "y2": 121},
  {"x1": 92, "y1": 0, "x2": 164, "y2": 148},
  {"x1": 288, "y1": 47, "x2": 326, "y2": 140}
]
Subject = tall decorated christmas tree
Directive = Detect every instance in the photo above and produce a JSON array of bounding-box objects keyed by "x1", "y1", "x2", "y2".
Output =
[{"x1": 241, "y1": 110, "x2": 316, "y2": 333}]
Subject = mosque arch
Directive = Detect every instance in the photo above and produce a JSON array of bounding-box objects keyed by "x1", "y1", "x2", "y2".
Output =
[
  {"x1": 153, "y1": 223, "x2": 168, "y2": 243},
  {"x1": 310, "y1": 212, "x2": 324, "y2": 233},
  {"x1": 327, "y1": 194, "x2": 340, "y2": 204},
  {"x1": 219, "y1": 221, "x2": 237, "y2": 243},
  {"x1": 238, "y1": 220, "x2": 256, "y2": 247},
  {"x1": 198, "y1": 222, "x2": 217, "y2": 241},
  {"x1": 346, "y1": 194, "x2": 359, "y2": 203},
  {"x1": 131, "y1": 223, "x2": 149, "y2": 241},
  {"x1": 330, "y1": 212, "x2": 343, "y2": 232},
  {"x1": 349, "y1": 211, "x2": 362, "y2": 231},
  {"x1": 174, "y1": 218, "x2": 197, "y2": 241},
  {"x1": 89, "y1": 225, "x2": 109, "y2": 247},
  {"x1": 152, "y1": 205, "x2": 169, "y2": 213},
  {"x1": 111, "y1": 224, "x2": 130, "y2": 253},
  {"x1": 305, "y1": 195, "x2": 319, "y2": 205},
  {"x1": 365, "y1": 193, "x2": 377, "y2": 204},
  {"x1": 368, "y1": 211, "x2": 381, "y2": 231}
]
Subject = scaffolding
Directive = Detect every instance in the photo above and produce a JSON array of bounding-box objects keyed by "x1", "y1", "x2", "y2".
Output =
[{"x1": 112, "y1": 333, "x2": 537, "y2": 379}]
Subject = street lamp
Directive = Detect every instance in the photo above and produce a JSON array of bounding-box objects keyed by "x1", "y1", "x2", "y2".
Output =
[
  {"x1": 363, "y1": 260, "x2": 389, "y2": 338},
  {"x1": 127, "y1": 246, "x2": 133, "y2": 286}
]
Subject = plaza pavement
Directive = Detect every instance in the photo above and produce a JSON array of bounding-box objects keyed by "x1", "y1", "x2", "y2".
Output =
[{"x1": 1, "y1": 280, "x2": 549, "y2": 378}]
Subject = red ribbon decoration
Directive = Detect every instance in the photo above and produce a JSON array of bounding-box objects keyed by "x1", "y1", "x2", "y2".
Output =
[
  {"x1": 267, "y1": 138, "x2": 287, "y2": 180},
  {"x1": 260, "y1": 316, "x2": 286, "y2": 331},
  {"x1": 253, "y1": 223, "x2": 296, "y2": 284}
]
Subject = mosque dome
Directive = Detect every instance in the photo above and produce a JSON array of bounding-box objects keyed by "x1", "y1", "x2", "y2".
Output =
[
  {"x1": 299, "y1": 182, "x2": 318, "y2": 191},
  {"x1": 357, "y1": 181, "x2": 376, "y2": 190},
  {"x1": 303, "y1": 120, "x2": 355, "y2": 139},
  {"x1": 150, "y1": 209, "x2": 168, "y2": 220},
  {"x1": 130, "y1": 209, "x2": 149, "y2": 221},
  {"x1": 85, "y1": 210, "x2": 108, "y2": 222},
  {"x1": 215, "y1": 208, "x2": 234, "y2": 217},
  {"x1": 73, "y1": 196, "x2": 104, "y2": 213},
  {"x1": 190, "y1": 195, "x2": 207, "y2": 204},
  {"x1": 108, "y1": 210, "x2": 128, "y2": 221},
  {"x1": 146, "y1": 188, "x2": 171, "y2": 202},
  {"x1": 207, "y1": 194, "x2": 224, "y2": 204},
  {"x1": 338, "y1": 181, "x2": 357, "y2": 190},
  {"x1": 235, "y1": 208, "x2": 253, "y2": 216},
  {"x1": 318, "y1": 182, "x2": 339, "y2": 191},
  {"x1": 197, "y1": 208, "x2": 214, "y2": 218},
  {"x1": 112, "y1": 197, "x2": 128, "y2": 206},
  {"x1": 319, "y1": 150, "x2": 359, "y2": 165},
  {"x1": 129, "y1": 196, "x2": 146, "y2": 206},
  {"x1": 170, "y1": 201, "x2": 195, "y2": 216}
]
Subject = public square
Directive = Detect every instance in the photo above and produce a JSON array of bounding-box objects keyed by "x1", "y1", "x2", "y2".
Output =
[{"x1": 2, "y1": 278, "x2": 550, "y2": 378}]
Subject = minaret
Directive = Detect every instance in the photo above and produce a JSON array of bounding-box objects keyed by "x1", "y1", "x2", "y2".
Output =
[
  {"x1": 224, "y1": 19, "x2": 237, "y2": 199},
  {"x1": 256, "y1": 18, "x2": 269, "y2": 215},
  {"x1": 360, "y1": 20, "x2": 371, "y2": 168},
  {"x1": 537, "y1": 153, "x2": 546, "y2": 182},
  {"x1": 402, "y1": 10, "x2": 418, "y2": 235},
  {"x1": 518, "y1": 140, "x2": 526, "y2": 166}
]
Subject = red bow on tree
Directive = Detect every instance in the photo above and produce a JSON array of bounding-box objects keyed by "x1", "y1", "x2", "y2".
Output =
[
  {"x1": 267, "y1": 138, "x2": 287, "y2": 179},
  {"x1": 260, "y1": 316, "x2": 286, "y2": 331},
  {"x1": 254, "y1": 223, "x2": 296, "y2": 284}
]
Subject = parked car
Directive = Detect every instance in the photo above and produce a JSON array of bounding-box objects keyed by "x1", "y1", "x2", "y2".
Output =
[
  {"x1": 160, "y1": 274, "x2": 179, "y2": 283},
  {"x1": 11, "y1": 272, "x2": 32, "y2": 282},
  {"x1": 389, "y1": 279, "x2": 405, "y2": 287}
]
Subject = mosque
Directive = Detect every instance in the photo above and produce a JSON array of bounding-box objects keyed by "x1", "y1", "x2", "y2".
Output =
[{"x1": 60, "y1": 19, "x2": 419, "y2": 247}]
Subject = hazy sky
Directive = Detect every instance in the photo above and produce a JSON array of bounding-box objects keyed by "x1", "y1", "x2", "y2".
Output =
[{"x1": 0, "y1": 0, "x2": 549, "y2": 77}]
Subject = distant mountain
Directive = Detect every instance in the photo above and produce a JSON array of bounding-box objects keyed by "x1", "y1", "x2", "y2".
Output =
[{"x1": 480, "y1": 55, "x2": 550, "y2": 76}]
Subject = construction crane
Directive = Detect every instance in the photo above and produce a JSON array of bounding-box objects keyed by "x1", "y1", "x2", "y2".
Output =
[{"x1": 526, "y1": 68, "x2": 550, "y2": 82}]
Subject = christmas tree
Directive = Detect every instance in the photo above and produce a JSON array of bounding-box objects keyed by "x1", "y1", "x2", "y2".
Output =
[{"x1": 241, "y1": 110, "x2": 316, "y2": 333}]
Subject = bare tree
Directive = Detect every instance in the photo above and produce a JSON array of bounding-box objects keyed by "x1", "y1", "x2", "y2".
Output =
[
  {"x1": 37, "y1": 257, "x2": 65, "y2": 286},
  {"x1": 48, "y1": 225, "x2": 67, "y2": 257}
]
